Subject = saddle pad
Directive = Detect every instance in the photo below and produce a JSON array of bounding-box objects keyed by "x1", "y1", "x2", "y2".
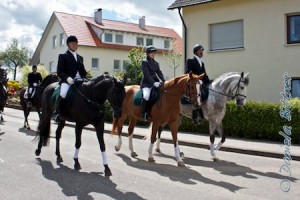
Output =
[
  {"x1": 133, "y1": 89, "x2": 143, "y2": 106},
  {"x1": 51, "y1": 86, "x2": 60, "y2": 105},
  {"x1": 133, "y1": 88, "x2": 161, "y2": 106}
]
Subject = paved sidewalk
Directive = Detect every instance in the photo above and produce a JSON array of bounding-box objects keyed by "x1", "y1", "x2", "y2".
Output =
[{"x1": 4, "y1": 106, "x2": 300, "y2": 161}]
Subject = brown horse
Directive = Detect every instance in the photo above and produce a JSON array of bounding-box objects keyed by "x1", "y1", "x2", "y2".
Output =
[{"x1": 112, "y1": 72, "x2": 204, "y2": 166}]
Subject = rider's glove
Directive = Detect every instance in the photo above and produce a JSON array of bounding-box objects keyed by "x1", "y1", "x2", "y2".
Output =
[
  {"x1": 153, "y1": 82, "x2": 160, "y2": 88},
  {"x1": 33, "y1": 83, "x2": 38, "y2": 87},
  {"x1": 67, "y1": 77, "x2": 74, "y2": 85}
]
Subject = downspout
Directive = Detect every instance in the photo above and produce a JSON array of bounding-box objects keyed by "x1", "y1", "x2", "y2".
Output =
[{"x1": 178, "y1": 7, "x2": 187, "y2": 63}]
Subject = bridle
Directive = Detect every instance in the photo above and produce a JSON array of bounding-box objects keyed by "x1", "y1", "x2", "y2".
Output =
[{"x1": 205, "y1": 73, "x2": 247, "y2": 101}]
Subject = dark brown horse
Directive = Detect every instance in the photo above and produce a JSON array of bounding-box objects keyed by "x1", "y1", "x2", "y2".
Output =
[
  {"x1": 0, "y1": 81, "x2": 6, "y2": 122},
  {"x1": 112, "y1": 72, "x2": 204, "y2": 166},
  {"x1": 19, "y1": 73, "x2": 59, "y2": 129}
]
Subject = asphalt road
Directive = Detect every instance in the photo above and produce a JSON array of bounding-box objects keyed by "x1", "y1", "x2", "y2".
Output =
[{"x1": 0, "y1": 108, "x2": 299, "y2": 200}]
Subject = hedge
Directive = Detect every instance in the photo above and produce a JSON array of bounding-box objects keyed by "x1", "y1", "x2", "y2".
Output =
[{"x1": 104, "y1": 99, "x2": 300, "y2": 144}]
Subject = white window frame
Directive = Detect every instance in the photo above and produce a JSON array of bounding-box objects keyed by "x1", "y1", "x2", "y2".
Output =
[
  {"x1": 91, "y1": 58, "x2": 99, "y2": 69},
  {"x1": 115, "y1": 34, "x2": 123, "y2": 44},
  {"x1": 292, "y1": 78, "x2": 300, "y2": 98},
  {"x1": 113, "y1": 59, "x2": 121, "y2": 71},
  {"x1": 287, "y1": 14, "x2": 300, "y2": 44},
  {"x1": 209, "y1": 20, "x2": 244, "y2": 51},
  {"x1": 104, "y1": 33, "x2": 113, "y2": 43},
  {"x1": 59, "y1": 33, "x2": 65, "y2": 46},
  {"x1": 164, "y1": 40, "x2": 170, "y2": 49},
  {"x1": 52, "y1": 35, "x2": 57, "y2": 48},
  {"x1": 146, "y1": 38, "x2": 153, "y2": 46},
  {"x1": 136, "y1": 37, "x2": 144, "y2": 46}
]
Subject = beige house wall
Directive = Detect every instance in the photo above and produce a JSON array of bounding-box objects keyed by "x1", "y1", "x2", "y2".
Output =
[
  {"x1": 183, "y1": 0, "x2": 300, "y2": 102},
  {"x1": 39, "y1": 18, "x2": 179, "y2": 81}
]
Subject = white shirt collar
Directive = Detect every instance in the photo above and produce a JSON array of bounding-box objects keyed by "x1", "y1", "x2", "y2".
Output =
[
  {"x1": 194, "y1": 55, "x2": 202, "y2": 67},
  {"x1": 69, "y1": 50, "x2": 77, "y2": 61}
]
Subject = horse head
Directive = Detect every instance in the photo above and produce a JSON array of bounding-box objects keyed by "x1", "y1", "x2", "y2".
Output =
[
  {"x1": 107, "y1": 77, "x2": 126, "y2": 119},
  {"x1": 186, "y1": 72, "x2": 205, "y2": 107},
  {"x1": 218, "y1": 72, "x2": 250, "y2": 106}
]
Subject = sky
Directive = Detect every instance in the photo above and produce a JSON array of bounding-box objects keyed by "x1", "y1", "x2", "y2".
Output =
[{"x1": 0, "y1": 0, "x2": 182, "y2": 52}]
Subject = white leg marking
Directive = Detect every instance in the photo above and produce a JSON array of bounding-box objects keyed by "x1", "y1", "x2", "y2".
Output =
[
  {"x1": 101, "y1": 151, "x2": 108, "y2": 165},
  {"x1": 73, "y1": 148, "x2": 80, "y2": 159}
]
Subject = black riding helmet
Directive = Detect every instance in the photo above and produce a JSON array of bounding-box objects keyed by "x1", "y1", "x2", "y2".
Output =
[
  {"x1": 67, "y1": 35, "x2": 78, "y2": 44},
  {"x1": 193, "y1": 44, "x2": 204, "y2": 53},
  {"x1": 145, "y1": 45, "x2": 157, "y2": 54}
]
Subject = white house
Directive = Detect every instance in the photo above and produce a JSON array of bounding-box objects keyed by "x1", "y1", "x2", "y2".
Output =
[
  {"x1": 30, "y1": 9, "x2": 182, "y2": 80},
  {"x1": 169, "y1": 0, "x2": 300, "y2": 102}
]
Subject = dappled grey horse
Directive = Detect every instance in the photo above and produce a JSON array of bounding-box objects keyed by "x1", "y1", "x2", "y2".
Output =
[{"x1": 154, "y1": 72, "x2": 250, "y2": 161}]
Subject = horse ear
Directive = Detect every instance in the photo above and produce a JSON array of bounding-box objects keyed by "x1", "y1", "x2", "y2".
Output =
[
  {"x1": 189, "y1": 72, "x2": 193, "y2": 79},
  {"x1": 241, "y1": 72, "x2": 244, "y2": 78}
]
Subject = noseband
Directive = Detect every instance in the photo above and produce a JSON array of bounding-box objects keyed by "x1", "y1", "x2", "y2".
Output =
[{"x1": 231, "y1": 75, "x2": 247, "y2": 101}]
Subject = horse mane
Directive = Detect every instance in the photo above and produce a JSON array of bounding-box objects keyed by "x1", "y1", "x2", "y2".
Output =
[
  {"x1": 39, "y1": 73, "x2": 59, "y2": 87},
  {"x1": 164, "y1": 74, "x2": 188, "y2": 88}
]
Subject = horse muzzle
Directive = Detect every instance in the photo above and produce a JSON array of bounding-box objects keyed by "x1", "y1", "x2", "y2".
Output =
[{"x1": 236, "y1": 99, "x2": 245, "y2": 106}]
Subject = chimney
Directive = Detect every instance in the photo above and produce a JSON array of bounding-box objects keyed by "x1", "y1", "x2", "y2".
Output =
[
  {"x1": 94, "y1": 8, "x2": 102, "y2": 24},
  {"x1": 139, "y1": 16, "x2": 145, "y2": 29}
]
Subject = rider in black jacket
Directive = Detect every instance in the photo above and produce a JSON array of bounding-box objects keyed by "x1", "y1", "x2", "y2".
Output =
[
  {"x1": 27, "y1": 65, "x2": 42, "y2": 107},
  {"x1": 140, "y1": 45, "x2": 165, "y2": 121},
  {"x1": 185, "y1": 44, "x2": 210, "y2": 123}
]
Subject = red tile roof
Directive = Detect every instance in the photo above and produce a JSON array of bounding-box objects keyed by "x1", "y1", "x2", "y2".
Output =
[{"x1": 55, "y1": 12, "x2": 182, "y2": 53}]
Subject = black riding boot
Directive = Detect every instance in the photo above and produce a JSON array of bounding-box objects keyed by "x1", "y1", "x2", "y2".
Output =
[
  {"x1": 141, "y1": 99, "x2": 148, "y2": 121},
  {"x1": 53, "y1": 96, "x2": 62, "y2": 122}
]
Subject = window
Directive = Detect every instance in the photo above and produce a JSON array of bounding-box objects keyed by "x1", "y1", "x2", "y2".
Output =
[
  {"x1": 164, "y1": 40, "x2": 170, "y2": 49},
  {"x1": 292, "y1": 78, "x2": 300, "y2": 98},
  {"x1": 287, "y1": 14, "x2": 300, "y2": 44},
  {"x1": 104, "y1": 33, "x2": 113, "y2": 42},
  {"x1": 115, "y1": 34, "x2": 123, "y2": 44},
  {"x1": 136, "y1": 37, "x2": 144, "y2": 46},
  {"x1": 52, "y1": 35, "x2": 57, "y2": 48},
  {"x1": 123, "y1": 60, "x2": 130, "y2": 71},
  {"x1": 210, "y1": 20, "x2": 244, "y2": 51},
  {"x1": 91, "y1": 58, "x2": 99, "y2": 69},
  {"x1": 59, "y1": 33, "x2": 65, "y2": 46},
  {"x1": 114, "y1": 60, "x2": 121, "y2": 70},
  {"x1": 146, "y1": 38, "x2": 153, "y2": 46}
]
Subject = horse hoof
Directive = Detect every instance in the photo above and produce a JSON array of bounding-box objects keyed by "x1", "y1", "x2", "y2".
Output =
[
  {"x1": 57, "y1": 156, "x2": 63, "y2": 162},
  {"x1": 35, "y1": 149, "x2": 41, "y2": 156},
  {"x1": 74, "y1": 164, "x2": 81, "y2": 170},
  {"x1": 180, "y1": 152, "x2": 185, "y2": 158},
  {"x1": 213, "y1": 157, "x2": 219, "y2": 162},
  {"x1": 148, "y1": 157, "x2": 155, "y2": 162},
  {"x1": 155, "y1": 148, "x2": 161, "y2": 153},
  {"x1": 131, "y1": 152, "x2": 138, "y2": 157},
  {"x1": 178, "y1": 161, "x2": 185, "y2": 167},
  {"x1": 115, "y1": 146, "x2": 120, "y2": 152},
  {"x1": 104, "y1": 169, "x2": 112, "y2": 177}
]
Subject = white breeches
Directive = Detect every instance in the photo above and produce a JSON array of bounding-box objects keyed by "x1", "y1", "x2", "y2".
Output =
[
  {"x1": 142, "y1": 87, "x2": 151, "y2": 101},
  {"x1": 60, "y1": 83, "x2": 70, "y2": 98}
]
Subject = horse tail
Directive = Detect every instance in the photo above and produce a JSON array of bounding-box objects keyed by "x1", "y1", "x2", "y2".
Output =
[
  {"x1": 37, "y1": 112, "x2": 51, "y2": 146},
  {"x1": 111, "y1": 117, "x2": 119, "y2": 135},
  {"x1": 36, "y1": 86, "x2": 54, "y2": 146}
]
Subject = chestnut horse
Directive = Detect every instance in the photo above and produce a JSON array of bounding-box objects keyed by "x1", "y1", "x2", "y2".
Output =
[{"x1": 112, "y1": 72, "x2": 204, "y2": 166}]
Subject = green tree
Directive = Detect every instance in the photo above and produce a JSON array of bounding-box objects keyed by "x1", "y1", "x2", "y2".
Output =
[
  {"x1": 0, "y1": 38, "x2": 30, "y2": 80},
  {"x1": 19, "y1": 65, "x2": 49, "y2": 88},
  {"x1": 126, "y1": 47, "x2": 145, "y2": 84},
  {"x1": 163, "y1": 48, "x2": 183, "y2": 78}
]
